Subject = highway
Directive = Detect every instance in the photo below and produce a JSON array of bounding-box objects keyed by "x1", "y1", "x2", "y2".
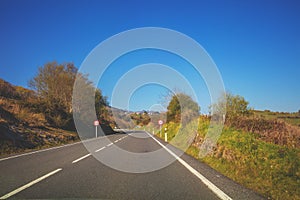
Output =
[{"x1": 0, "y1": 131, "x2": 264, "y2": 199}]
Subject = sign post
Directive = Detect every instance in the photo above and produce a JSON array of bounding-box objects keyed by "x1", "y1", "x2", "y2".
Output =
[
  {"x1": 94, "y1": 120, "x2": 99, "y2": 138},
  {"x1": 158, "y1": 120, "x2": 163, "y2": 137}
]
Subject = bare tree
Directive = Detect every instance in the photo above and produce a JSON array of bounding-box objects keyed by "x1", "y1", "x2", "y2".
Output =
[{"x1": 29, "y1": 62, "x2": 108, "y2": 129}]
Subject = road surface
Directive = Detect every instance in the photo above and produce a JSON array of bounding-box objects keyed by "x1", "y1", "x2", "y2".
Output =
[{"x1": 0, "y1": 131, "x2": 264, "y2": 199}]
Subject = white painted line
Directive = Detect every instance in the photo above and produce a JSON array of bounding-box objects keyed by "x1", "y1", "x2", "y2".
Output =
[
  {"x1": 0, "y1": 168, "x2": 62, "y2": 199},
  {"x1": 95, "y1": 146, "x2": 106, "y2": 152},
  {"x1": 72, "y1": 153, "x2": 91, "y2": 163},
  {"x1": 0, "y1": 135, "x2": 110, "y2": 162},
  {"x1": 0, "y1": 141, "x2": 82, "y2": 162},
  {"x1": 106, "y1": 143, "x2": 113, "y2": 147},
  {"x1": 147, "y1": 132, "x2": 232, "y2": 200}
]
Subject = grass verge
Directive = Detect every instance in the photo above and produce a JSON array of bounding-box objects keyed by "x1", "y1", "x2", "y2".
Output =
[{"x1": 157, "y1": 118, "x2": 300, "y2": 200}]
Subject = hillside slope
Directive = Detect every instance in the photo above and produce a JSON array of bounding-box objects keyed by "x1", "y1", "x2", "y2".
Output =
[{"x1": 0, "y1": 79, "x2": 78, "y2": 156}]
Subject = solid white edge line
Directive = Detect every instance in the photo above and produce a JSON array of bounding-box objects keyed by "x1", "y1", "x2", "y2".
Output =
[
  {"x1": 0, "y1": 141, "x2": 82, "y2": 162},
  {"x1": 146, "y1": 132, "x2": 232, "y2": 200},
  {"x1": 95, "y1": 146, "x2": 106, "y2": 152},
  {"x1": 0, "y1": 135, "x2": 109, "y2": 162},
  {"x1": 106, "y1": 143, "x2": 113, "y2": 147},
  {"x1": 72, "y1": 153, "x2": 91, "y2": 163},
  {"x1": 0, "y1": 168, "x2": 62, "y2": 199}
]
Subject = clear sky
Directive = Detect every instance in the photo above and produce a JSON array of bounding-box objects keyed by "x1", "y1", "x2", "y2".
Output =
[{"x1": 0, "y1": 0, "x2": 299, "y2": 113}]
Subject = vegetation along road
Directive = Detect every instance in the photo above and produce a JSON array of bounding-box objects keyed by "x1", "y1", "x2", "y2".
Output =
[{"x1": 0, "y1": 131, "x2": 265, "y2": 200}]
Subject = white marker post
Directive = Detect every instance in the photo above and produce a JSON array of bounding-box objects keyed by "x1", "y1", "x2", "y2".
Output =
[
  {"x1": 94, "y1": 120, "x2": 99, "y2": 138},
  {"x1": 160, "y1": 125, "x2": 162, "y2": 137},
  {"x1": 158, "y1": 120, "x2": 163, "y2": 137},
  {"x1": 164, "y1": 127, "x2": 168, "y2": 142}
]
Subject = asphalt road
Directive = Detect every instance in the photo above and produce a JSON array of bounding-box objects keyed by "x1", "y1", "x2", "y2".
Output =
[{"x1": 0, "y1": 131, "x2": 264, "y2": 199}]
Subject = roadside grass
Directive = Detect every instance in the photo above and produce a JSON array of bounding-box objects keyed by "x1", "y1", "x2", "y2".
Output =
[
  {"x1": 159, "y1": 118, "x2": 300, "y2": 200},
  {"x1": 204, "y1": 129, "x2": 299, "y2": 199},
  {"x1": 163, "y1": 122, "x2": 180, "y2": 141}
]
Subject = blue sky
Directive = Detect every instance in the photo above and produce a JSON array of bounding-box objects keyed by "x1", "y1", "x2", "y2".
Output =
[{"x1": 0, "y1": 0, "x2": 299, "y2": 113}]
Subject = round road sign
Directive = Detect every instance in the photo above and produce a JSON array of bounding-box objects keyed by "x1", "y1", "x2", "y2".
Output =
[{"x1": 94, "y1": 120, "x2": 99, "y2": 126}]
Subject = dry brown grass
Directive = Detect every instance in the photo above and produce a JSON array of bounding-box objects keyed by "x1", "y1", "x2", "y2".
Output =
[
  {"x1": 0, "y1": 97, "x2": 46, "y2": 127},
  {"x1": 0, "y1": 96, "x2": 79, "y2": 156},
  {"x1": 226, "y1": 116, "x2": 300, "y2": 148}
]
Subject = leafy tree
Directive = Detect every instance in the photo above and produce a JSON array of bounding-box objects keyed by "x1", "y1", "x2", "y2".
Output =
[
  {"x1": 167, "y1": 93, "x2": 200, "y2": 124},
  {"x1": 130, "y1": 113, "x2": 140, "y2": 126},
  {"x1": 95, "y1": 89, "x2": 109, "y2": 125},
  {"x1": 130, "y1": 111, "x2": 151, "y2": 126},
  {"x1": 210, "y1": 92, "x2": 251, "y2": 120},
  {"x1": 167, "y1": 95, "x2": 181, "y2": 123},
  {"x1": 141, "y1": 111, "x2": 151, "y2": 126}
]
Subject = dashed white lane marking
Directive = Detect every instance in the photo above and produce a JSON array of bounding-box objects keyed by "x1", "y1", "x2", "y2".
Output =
[
  {"x1": 106, "y1": 143, "x2": 113, "y2": 147},
  {"x1": 72, "y1": 153, "x2": 91, "y2": 164},
  {"x1": 146, "y1": 132, "x2": 232, "y2": 200},
  {"x1": 0, "y1": 168, "x2": 62, "y2": 199},
  {"x1": 113, "y1": 135, "x2": 128, "y2": 143},
  {"x1": 95, "y1": 147, "x2": 106, "y2": 152},
  {"x1": 0, "y1": 135, "x2": 130, "y2": 199}
]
